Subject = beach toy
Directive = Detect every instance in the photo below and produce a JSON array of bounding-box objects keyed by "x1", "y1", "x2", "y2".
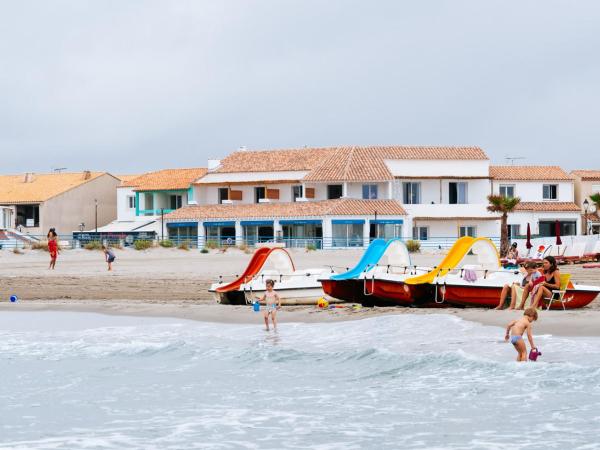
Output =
[
  {"x1": 9, "y1": 295, "x2": 18, "y2": 303},
  {"x1": 529, "y1": 348, "x2": 542, "y2": 362},
  {"x1": 317, "y1": 297, "x2": 329, "y2": 309},
  {"x1": 252, "y1": 301, "x2": 260, "y2": 312}
]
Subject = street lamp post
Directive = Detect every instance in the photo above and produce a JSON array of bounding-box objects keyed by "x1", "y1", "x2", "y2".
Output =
[
  {"x1": 584, "y1": 199, "x2": 589, "y2": 236},
  {"x1": 94, "y1": 199, "x2": 98, "y2": 232}
]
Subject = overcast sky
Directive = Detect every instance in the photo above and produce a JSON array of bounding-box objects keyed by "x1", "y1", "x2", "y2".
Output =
[{"x1": 1, "y1": 0, "x2": 599, "y2": 174}]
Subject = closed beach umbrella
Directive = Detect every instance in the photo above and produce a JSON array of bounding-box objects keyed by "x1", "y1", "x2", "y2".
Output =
[
  {"x1": 555, "y1": 220, "x2": 562, "y2": 245},
  {"x1": 526, "y1": 223, "x2": 532, "y2": 249}
]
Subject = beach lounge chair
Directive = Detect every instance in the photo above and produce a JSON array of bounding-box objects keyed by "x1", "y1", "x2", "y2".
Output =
[
  {"x1": 583, "y1": 241, "x2": 600, "y2": 262},
  {"x1": 561, "y1": 243, "x2": 587, "y2": 264},
  {"x1": 517, "y1": 245, "x2": 552, "y2": 265},
  {"x1": 544, "y1": 274, "x2": 572, "y2": 310}
]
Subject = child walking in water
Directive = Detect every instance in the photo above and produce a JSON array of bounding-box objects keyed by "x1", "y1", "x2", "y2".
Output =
[
  {"x1": 102, "y1": 245, "x2": 116, "y2": 271},
  {"x1": 505, "y1": 308, "x2": 538, "y2": 362},
  {"x1": 259, "y1": 279, "x2": 281, "y2": 331}
]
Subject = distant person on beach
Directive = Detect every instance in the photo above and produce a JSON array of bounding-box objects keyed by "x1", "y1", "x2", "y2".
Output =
[
  {"x1": 102, "y1": 245, "x2": 116, "y2": 271},
  {"x1": 47, "y1": 228, "x2": 59, "y2": 270},
  {"x1": 495, "y1": 262, "x2": 541, "y2": 310},
  {"x1": 259, "y1": 279, "x2": 281, "y2": 331},
  {"x1": 529, "y1": 256, "x2": 561, "y2": 309},
  {"x1": 504, "y1": 308, "x2": 538, "y2": 362}
]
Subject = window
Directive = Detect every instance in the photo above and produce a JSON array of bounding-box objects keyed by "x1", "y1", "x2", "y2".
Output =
[
  {"x1": 543, "y1": 184, "x2": 558, "y2": 200},
  {"x1": 327, "y1": 184, "x2": 343, "y2": 199},
  {"x1": 127, "y1": 196, "x2": 136, "y2": 209},
  {"x1": 459, "y1": 226, "x2": 476, "y2": 237},
  {"x1": 332, "y1": 223, "x2": 364, "y2": 247},
  {"x1": 255, "y1": 187, "x2": 266, "y2": 203},
  {"x1": 362, "y1": 184, "x2": 378, "y2": 199},
  {"x1": 144, "y1": 193, "x2": 154, "y2": 215},
  {"x1": 218, "y1": 188, "x2": 229, "y2": 204},
  {"x1": 370, "y1": 223, "x2": 402, "y2": 240},
  {"x1": 15, "y1": 204, "x2": 39, "y2": 227},
  {"x1": 539, "y1": 220, "x2": 576, "y2": 237},
  {"x1": 499, "y1": 185, "x2": 515, "y2": 199},
  {"x1": 403, "y1": 182, "x2": 421, "y2": 204},
  {"x1": 169, "y1": 194, "x2": 183, "y2": 210},
  {"x1": 412, "y1": 226, "x2": 428, "y2": 241},
  {"x1": 507, "y1": 224, "x2": 521, "y2": 238},
  {"x1": 449, "y1": 182, "x2": 468, "y2": 204},
  {"x1": 292, "y1": 185, "x2": 303, "y2": 202}
]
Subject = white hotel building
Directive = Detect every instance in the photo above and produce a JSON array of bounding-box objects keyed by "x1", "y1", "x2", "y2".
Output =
[{"x1": 161, "y1": 146, "x2": 582, "y2": 248}]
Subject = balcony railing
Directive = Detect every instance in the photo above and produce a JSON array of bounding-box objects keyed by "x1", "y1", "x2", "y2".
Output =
[{"x1": 138, "y1": 209, "x2": 174, "y2": 216}]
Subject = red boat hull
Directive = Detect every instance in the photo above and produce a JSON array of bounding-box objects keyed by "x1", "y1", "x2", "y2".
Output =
[
  {"x1": 365, "y1": 279, "x2": 440, "y2": 307},
  {"x1": 320, "y1": 279, "x2": 372, "y2": 303},
  {"x1": 439, "y1": 284, "x2": 599, "y2": 309}
]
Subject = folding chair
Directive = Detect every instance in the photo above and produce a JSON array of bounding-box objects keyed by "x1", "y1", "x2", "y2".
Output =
[{"x1": 544, "y1": 274, "x2": 571, "y2": 310}]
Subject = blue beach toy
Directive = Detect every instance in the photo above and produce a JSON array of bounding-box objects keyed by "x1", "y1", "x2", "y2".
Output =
[
  {"x1": 252, "y1": 301, "x2": 260, "y2": 312},
  {"x1": 10, "y1": 295, "x2": 18, "y2": 303}
]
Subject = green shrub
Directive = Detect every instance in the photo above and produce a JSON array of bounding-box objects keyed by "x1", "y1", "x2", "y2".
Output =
[
  {"x1": 159, "y1": 239, "x2": 174, "y2": 248},
  {"x1": 178, "y1": 241, "x2": 190, "y2": 250},
  {"x1": 205, "y1": 240, "x2": 219, "y2": 250},
  {"x1": 200, "y1": 248, "x2": 209, "y2": 254},
  {"x1": 305, "y1": 243, "x2": 317, "y2": 251},
  {"x1": 84, "y1": 241, "x2": 103, "y2": 250},
  {"x1": 134, "y1": 239, "x2": 153, "y2": 251},
  {"x1": 406, "y1": 240, "x2": 421, "y2": 253}
]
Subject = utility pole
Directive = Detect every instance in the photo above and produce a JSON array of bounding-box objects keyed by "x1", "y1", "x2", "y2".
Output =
[
  {"x1": 161, "y1": 208, "x2": 164, "y2": 241},
  {"x1": 95, "y1": 199, "x2": 98, "y2": 232}
]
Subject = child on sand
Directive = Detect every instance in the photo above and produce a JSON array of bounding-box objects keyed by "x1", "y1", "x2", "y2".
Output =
[
  {"x1": 504, "y1": 308, "x2": 538, "y2": 362},
  {"x1": 102, "y1": 245, "x2": 116, "y2": 271},
  {"x1": 259, "y1": 279, "x2": 281, "y2": 331}
]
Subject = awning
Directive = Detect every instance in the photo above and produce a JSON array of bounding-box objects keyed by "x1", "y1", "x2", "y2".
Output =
[
  {"x1": 332, "y1": 219, "x2": 365, "y2": 225},
  {"x1": 370, "y1": 219, "x2": 404, "y2": 224},
  {"x1": 279, "y1": 219, "x2": 322, "y2": 225},
  {"x1": 203, "y1": 221, "x2": 236, "y2": 227},
  {"x1": 240, "y1": 220, "x2": 274, "y2": 226},
  {"x1": 167, "y1": 222, "x2": 198, "y2": 228}
]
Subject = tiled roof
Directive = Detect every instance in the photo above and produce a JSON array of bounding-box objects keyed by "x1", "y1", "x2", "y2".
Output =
[
  {"x1": 514, "y1": 202, "x2": 581, "y2": 212},
  {"x1": 571, "y1": 170, "x2": 600, "y2": 181},
  {"x1": 124, "y1": 168, "x2": 207, "y2": 191},
  {"x1": 0, "y1": 172, "x2": 107, "y2": 204},
  {"x1": 115, "y1": 175, "x2": 140, "y2": 185},
  {"x1": 165, "y1": 199, "x2": 406, "y2": 220},
  {"x1": 583, "y1": 213, "x2": 600, "y2": 224},
  {"x1": 490, "y1": 166, "x2": 572, "y2": 181},
  {"x1": 213, "y1": 146, "x2": 488, "y2": 181},
  {"x1": 212, "y1": 148, "x2": 334, "y2": 173}
]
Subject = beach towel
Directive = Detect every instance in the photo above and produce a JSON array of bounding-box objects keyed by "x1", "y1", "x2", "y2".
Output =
[{"x1": 463, "y1": 268, "x2": 477, "y2": 283}]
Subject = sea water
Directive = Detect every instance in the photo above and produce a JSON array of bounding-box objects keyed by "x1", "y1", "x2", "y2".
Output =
[{"x1": 1, "y1": 312, "x2": 600, "y2": 450}]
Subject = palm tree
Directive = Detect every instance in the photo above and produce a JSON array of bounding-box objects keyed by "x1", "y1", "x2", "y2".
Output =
[{"x1": 487, "y1": 195, "x2": 521, "y2": 257}]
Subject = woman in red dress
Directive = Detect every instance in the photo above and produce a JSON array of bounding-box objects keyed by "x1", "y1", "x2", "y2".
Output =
[{"x1": 47, "y1": 228, "x2": 59, "y2": 269}]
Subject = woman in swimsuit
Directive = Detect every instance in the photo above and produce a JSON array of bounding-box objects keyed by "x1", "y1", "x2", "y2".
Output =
[
  {"x1": 530, "y1": 256, "x2": 561, "y2": 309},
  {"x1": 259, "y1": 279, "x2": 281, "y2": 331}
]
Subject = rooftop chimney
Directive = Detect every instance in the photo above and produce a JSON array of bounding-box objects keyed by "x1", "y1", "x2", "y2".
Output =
[
  {"x1": 23, "y1": 172, "x2": 35, "y2": 183},
  {"x1": 83, "y1": 170, "x2": 91, "y2": 180},
  {"x1": 238, "y1": 146, "x2": 247, "y2": 152}
]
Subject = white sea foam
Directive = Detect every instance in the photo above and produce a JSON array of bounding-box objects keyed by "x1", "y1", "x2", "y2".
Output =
[{"x1": 1, "y1": 312, "x2": 599, "y2": 449}]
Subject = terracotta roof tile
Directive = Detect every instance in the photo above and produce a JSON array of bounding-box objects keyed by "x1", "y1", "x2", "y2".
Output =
[
  {"x1": 515, "y1": 202, "x2": 581, "y2": 212},
  {"x1": 0, "y1": 172, "x2": 107, "y2": 204},
  {"x1": 124, "y1": 168, "x2": 207, "y2": 191},
  {"x1": 490, "y1": 166, "x2": 572, "y2": 181},
  {"x1": 213, "y1": 148, "x2": 334, "y2": 173},
  {"x1": 571, "y1": 170, "x2": 600, "y2": 181},
  {"x1": 165, "y1": 199, "x2": 406, "y2": 221},
  {"x1": 214, "y1": 146, "x2": 488, "y2": 181},
  {"x1": 115, "y1": 174, "x2": 140, "y2": 185}
]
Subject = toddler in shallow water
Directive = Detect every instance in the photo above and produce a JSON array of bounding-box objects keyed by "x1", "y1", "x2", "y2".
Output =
[
  {"x1": 505, "y1": 308, "x2": 538, "y2": 362},
  {"x1": 259, "y1": 279, "x2": 281, "y2": 331}
]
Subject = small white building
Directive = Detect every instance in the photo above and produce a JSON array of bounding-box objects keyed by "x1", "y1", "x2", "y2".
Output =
[
  {"x1": 490, "y1": 166, "x2": 581, "y2": 237},
  {"x1": 94, "y1": 168, "x2": 207, "y2": 242}
]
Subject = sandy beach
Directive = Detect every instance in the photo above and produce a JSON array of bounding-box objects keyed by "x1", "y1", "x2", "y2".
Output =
[{"x1": 1, "y1": 246, "x2": 600, "y2": 336}]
